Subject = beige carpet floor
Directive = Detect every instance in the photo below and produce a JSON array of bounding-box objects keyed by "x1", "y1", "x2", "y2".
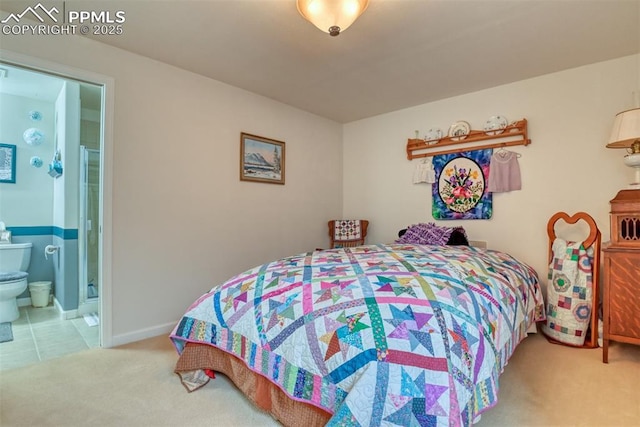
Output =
[{"x1": 0, "y1": 332, "x2": 638, "y2": 426}]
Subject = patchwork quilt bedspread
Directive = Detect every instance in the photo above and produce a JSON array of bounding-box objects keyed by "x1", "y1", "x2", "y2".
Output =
[{"x1": 170, "y1": 244, "x2": 544, "y2": 427}]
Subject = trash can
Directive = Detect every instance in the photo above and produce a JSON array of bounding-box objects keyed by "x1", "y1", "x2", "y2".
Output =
[{"x1": 29, "y1": 281, "x2": 52, "y2": 308}]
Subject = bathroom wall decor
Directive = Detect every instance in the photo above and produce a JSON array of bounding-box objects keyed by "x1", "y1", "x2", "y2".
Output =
[
  {"x1": 30, "y1": 156, "x2": 43, "y2": 168},
  {"x1": 23, "y1": 128, "x2": 45, "y2": 146},
  {"x1": 29, "y1": 110, "x2": 42, "y2": 121},
  {"x1": 48, "y1": 149, "x2": 63, "y2": 178},
  {"x1": 0, "y1": 143, "x2": 17, "y2": 184}
]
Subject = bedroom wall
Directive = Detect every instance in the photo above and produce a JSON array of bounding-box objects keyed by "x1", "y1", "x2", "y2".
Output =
[
  {"x1": 0, "y1": 23, "x2": 343, "y2": 344},
  {"x1": 342, "y1": 54, "x2": 639, "y2": 283}
]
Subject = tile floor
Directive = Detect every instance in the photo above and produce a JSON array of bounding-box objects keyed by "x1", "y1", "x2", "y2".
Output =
[{"x1": 0, "y1": 305, "x2": 99, "y2": 371}]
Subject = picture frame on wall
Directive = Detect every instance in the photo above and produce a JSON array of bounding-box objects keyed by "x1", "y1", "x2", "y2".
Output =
[
  {"x1": 240, "y1": 133, "x2": 285, "y2": 185},
  {"x1": 0, "y1": 143, "x2": 16, "y2": 184}
]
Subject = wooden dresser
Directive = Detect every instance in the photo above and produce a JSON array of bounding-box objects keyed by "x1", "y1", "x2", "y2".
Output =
[{"x1": 602, "y1": 189, "x2": 640, "y2": 363}]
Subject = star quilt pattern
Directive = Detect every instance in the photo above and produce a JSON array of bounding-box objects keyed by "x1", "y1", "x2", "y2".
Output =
[{"x1": 171, "y1": 244, "x2": 544, "y2": 427}]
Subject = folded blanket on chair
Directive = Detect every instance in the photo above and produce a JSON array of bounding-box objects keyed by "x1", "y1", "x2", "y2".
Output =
[{"x1": 333, "y1": 220, "x2": 361, "y2": 241}]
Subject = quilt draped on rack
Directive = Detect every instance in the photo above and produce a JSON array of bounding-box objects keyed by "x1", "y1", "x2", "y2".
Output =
[{"x1": 541, "y1": 238, "x2": 594, "y2": 346}]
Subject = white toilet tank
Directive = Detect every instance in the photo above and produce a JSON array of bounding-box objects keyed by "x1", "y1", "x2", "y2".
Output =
[{"x1": 0, "y1": 243, "x2": 33, "y2": 272}]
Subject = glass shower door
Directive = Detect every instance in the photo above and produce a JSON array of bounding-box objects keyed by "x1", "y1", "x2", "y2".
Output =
[{"x1": 79, "y1": 146, "x2": 100, "y2": 313}]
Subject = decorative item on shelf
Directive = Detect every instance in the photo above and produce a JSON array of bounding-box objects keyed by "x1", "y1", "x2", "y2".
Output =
[
  {"x1": 48, "y1": 149, "x2": 63, "y2": 178},
  {"x1": 483, "y1": 115, "x2": 508, "y2": 135},
  {"x1": 448, "y1": 121, "x2": 471, "y2": 141},
  {"x1": 28, "y1": 110, "x2": 42, "y2": 121},
  {"x1": 406, "y1": 118, "x2": 531, "y2": 160},
  {"x1": 297, "y1": 0, "x2": 369, "y2": 36},
  {"x1": 424, "y1": 128, "x2": 442, "y2": 145},
  {"x1": 30, "y1": 156, "x2": 43, "y2": 168},
  {"x1": 606, "y1": 107, "x2": 640, "y2": 188},
  {"x1": 23, "y1": 128, "x2": 45, "y2": 146}
]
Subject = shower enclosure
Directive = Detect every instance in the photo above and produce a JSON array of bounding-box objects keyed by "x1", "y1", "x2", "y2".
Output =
[{"x1": 78, "y1": 146, "x2": 100, "y2": 316}]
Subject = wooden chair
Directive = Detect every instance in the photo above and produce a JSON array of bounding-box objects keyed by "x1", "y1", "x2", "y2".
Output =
[
  {"x1": 544, "y1": 211, "x2": 601, "y2": 349},
  {"x1": 328, "y1": 220, "x2": 369, "y2": 249}
]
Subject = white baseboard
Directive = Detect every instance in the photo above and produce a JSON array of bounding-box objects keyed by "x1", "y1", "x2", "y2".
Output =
[
  {"x1": 110, "y1": 321, "x2": 177, "y2": 347},
  {"x1": 18, "y1": 297, "x2": 85, "y2": 320},
  {"x1": 18, "y1": 295, "x2": 177, "y2": 348},
  {"x1": 54, "y1": 298, "x2": 78, "y2": 320}
]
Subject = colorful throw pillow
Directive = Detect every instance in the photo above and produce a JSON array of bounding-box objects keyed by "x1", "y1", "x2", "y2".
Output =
[
  {"x1": 395, "y1": 223, "x2": 467, "y2": 246},
  {"x1": 541, "y1": 238, "x2": 594, "y2": 346}
]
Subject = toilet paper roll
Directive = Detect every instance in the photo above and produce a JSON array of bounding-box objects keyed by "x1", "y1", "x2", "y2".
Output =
[{"x1": 44, "y1": 245, "x2": 59, "y2": 260}]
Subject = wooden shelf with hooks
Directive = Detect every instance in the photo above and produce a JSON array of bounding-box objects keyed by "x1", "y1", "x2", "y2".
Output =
[{"x1": 406, "y1": 118, "x2": 531, "y2": 160}]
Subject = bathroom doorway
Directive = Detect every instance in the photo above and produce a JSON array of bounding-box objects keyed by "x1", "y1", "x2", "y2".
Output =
[{"x1": 0, "y1": 55, "x2": 112, "y2": 367}]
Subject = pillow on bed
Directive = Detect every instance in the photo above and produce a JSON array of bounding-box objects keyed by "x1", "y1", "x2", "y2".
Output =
[{"x1": 396, "y1": 223, "x2": 468, "y2": 246}]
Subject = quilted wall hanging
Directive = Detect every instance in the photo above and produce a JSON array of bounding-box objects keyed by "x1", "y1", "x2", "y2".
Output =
[{"x1": 432, "y1": 149, "x2": 492, "y2": 220}]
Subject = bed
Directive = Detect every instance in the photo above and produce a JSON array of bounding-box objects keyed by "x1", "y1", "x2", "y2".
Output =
[{"x1": 170, "y1": 242, "x2": 544, "y2": 426}]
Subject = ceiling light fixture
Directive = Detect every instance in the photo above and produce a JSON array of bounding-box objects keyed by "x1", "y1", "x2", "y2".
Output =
[{"x1": 297, "y1": 0, "x2": 369, "y2": 37}]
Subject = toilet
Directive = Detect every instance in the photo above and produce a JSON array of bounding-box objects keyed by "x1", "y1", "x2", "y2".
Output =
[{"x1": 0, "y1": 243, "x2": 32, "y2": 323}]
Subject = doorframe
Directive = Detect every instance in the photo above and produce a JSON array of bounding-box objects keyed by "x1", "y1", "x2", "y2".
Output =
[{"x1": 0, "y1": 49, "x2": 115, "y2": 348}]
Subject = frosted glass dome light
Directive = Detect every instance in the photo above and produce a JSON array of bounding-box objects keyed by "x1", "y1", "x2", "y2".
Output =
[{"x1": 297, "y1": 0, "x2": 369, "y2": 36}]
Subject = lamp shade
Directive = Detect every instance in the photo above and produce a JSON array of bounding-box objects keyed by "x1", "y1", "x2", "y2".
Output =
[
  {"x1": 607, "y1": 107, "x2": 640, "y2": 149},
  {"x1": 297, "y1": 0, "x2": 369, "y2": 36}
]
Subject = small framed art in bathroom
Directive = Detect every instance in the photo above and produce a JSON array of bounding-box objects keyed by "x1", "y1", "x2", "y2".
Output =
[
  {"x1": 0, "y1": 143, "x2": 16, "y2": 184},
  {"x1": 240, "y1": 133, "x2": 285, "y2": 185}
]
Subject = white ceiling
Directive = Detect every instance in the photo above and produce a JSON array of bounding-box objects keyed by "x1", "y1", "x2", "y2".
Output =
[
  {"x1": 1, "y1": 0, "x2": 639, "y2": 123},
  {"x1": 0, "y1": 63, "x2": 103, "y2": 111},
  {"x1": 0, "y1": 64, "x2": 64, "y2": 101}
]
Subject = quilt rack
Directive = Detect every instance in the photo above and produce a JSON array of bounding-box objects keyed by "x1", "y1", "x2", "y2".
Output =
[
  {"x1": 406, "y1": 118, "x2": 531, "y2": 160},
  {"x1": 543, "y1": 211, "x2": 601, "y2": 349}
]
